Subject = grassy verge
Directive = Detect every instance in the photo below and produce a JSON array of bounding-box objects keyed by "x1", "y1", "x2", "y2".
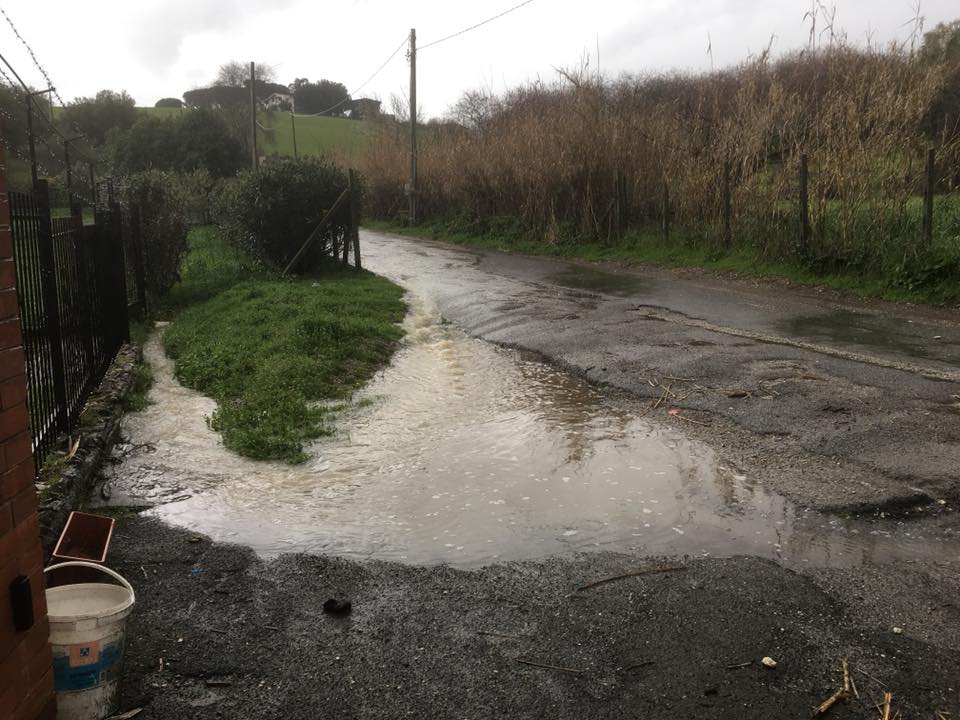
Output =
[
  {"x1": 365, "y1": 217, "x2": 960, "y2": 305},
  {"x1": 161, "y1": 226, "x2": 405, "y2": 463}
]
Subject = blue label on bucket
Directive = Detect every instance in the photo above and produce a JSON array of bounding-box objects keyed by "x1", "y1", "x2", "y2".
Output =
[{"x1": 53, "y1": 641, "x2": 122, "y2": 692}]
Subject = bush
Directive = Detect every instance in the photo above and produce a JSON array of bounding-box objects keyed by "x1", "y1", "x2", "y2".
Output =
[
  {"x1": 219, "y1": 158, "x2": 352, "y2": 270},
  {"x1": 123, "y1": 170, "x2": 189, "y2": 299}
]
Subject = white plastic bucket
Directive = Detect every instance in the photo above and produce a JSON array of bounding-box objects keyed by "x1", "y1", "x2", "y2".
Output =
[{"x1": 45, "y1": 561, "x2": 136, "y2": 720}]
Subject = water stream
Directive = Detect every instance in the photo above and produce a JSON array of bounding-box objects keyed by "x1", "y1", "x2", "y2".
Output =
[{"x1": 106, "y1": 291, "x2": 956, "y2": 569}]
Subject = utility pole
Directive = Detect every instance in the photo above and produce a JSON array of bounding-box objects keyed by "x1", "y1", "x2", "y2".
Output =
[
  {"x1": 291, "y1": 112, "x2": 298, "y2": 158},
  {"x1": 25, "y1": 87, "x2": 54, "y2": 185},
  {"x1": 249, "y1": 61, "x2": 258, "y2": 170},
  {"x1": 408, "y1": 28, "x2": 417, "y2": 225}
]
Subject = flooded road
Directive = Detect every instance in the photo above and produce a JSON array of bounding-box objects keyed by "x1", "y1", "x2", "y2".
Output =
[{"x1": 108, "y1": 265, "x2": 959, "y2": 568}]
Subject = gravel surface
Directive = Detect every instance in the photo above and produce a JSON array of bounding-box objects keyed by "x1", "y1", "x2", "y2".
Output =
[
  {"x1": 111, "y1": 516, "x2": 958, "y2": 719},
  {"x1": 102, "y1": 235, "x2": 960, "y2": 718}
]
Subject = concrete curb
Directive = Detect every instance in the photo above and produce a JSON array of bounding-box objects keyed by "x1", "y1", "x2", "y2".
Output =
[{"x1": 37, "y1": 344, "x2": 141, "y2": 554}]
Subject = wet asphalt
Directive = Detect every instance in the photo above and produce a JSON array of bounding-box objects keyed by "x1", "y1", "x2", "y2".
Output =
[{"x1": 109, "y1": 231, "x2": 960, "y2": 718}]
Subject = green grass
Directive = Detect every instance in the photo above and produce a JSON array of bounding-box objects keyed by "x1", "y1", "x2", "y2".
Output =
[
  {"x1": 123, "y1": 362, "x2": 154, "y2": 412},
  {"x1": 259, "y1": 111, "x2": 369, "y2": 157},
  {"x1": 366, "y1": 211, "x2": 960, "y2": 305},
  {"x1": 135, "y1": 107, "x2": 371, "y2": 158},
  {"x1": 161, "y1": 226, "x2": 405, "y2": 463}
]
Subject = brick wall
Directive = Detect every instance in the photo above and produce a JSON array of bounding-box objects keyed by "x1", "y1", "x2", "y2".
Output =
[{"x1": 0, "y1": 145, "x2": 56, "y2": 719}]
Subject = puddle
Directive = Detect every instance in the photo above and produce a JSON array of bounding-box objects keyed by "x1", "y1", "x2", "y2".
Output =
[
  {"x1": 107, "y1": 295, "x2": 958, "y2": 569},
  {"x1": 546, "y1": 266, "x2": 652, "y2": 297},
  {"x1": 776, "y1": 310, "x2": 960, "y2": 366}
]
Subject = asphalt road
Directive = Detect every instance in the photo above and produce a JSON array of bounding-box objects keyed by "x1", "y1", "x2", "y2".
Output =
[
  {"x1": 360, "y1": 229, "x2": 960, "y2": 514},
  {"x1": 107, "y1": 232, "x2": 960, "y2": 718}
]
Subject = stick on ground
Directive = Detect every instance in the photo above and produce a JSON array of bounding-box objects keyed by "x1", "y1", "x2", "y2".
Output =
[
  {"x1": 575, "y1": 566, "x2": 687, "y2": 593},
  {"x1": 515, "y1": 657, "x2": 583, "y2": 674}
]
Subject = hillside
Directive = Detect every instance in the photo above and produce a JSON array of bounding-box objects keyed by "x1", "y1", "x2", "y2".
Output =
[{"x1": 137, "y1": 107, "x2": 371, "y2": 158}]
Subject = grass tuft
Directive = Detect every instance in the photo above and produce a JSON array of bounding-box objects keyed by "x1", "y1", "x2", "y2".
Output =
[{"x1": 162, "y1": 227, "x2": 405, "y2": 463}]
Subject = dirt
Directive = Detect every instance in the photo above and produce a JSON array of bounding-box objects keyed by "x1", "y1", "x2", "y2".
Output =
[
  {"x1": 111, "y1": 515, "x2": 959, "y2": 719},
  {"x1": 98, "y1": 232, "x2": 960, "y2": 718}
]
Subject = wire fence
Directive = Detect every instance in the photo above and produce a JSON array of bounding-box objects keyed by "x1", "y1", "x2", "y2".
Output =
[{"x1": 7, "y1": 177, "x2": 144, "y2": 470}]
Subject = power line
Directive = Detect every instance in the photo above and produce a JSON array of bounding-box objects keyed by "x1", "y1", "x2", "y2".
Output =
[
  {"x1": 295, "y1": 35, "x2": 409, "y2": 118},
  {"x1": 419, "y1": 0, "x2": 536, "y2": 51}
]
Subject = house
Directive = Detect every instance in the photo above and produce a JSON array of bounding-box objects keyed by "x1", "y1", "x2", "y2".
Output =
[
  {"x1": 264, "y1": 92, "x2": 294, "y2": 111},
  {"x1": 348, "y1": 98, "x2": 381, "y2": 119}
]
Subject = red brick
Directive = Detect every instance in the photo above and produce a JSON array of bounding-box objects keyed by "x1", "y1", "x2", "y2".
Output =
[
  {"x1": 0, "y1": 403, "x2": 29, "y2": 442},
  {"x1": 0, "y1": 377, "x2": 27, "y2": 410},
  {"x1": 0, "y1": 346, "x2": 25, "y2": 382},
  {"x1": 3, "y1": 433, "x2": 34, "y2": 472},
  {"x1": 0, "y1": 289, "x2": 19, "y2": 321},
  {"x1": 0, "y1": 498, "x2": 11, "y2": 536},
  {"x1": 0, "y1": 259, "x2": 15, "y2": 290},
  {"x1": 14, "y1": 514, "x2": 43, "y2": 571},
  {"x1": 0, "y1": 317, "x2": 22, "y2": 349},
  {"x1": 0, "y1": 229, "x2": 12, "y2": 260},
  {"x1": 13, "y1": 668, "x2": 54, "y2": 720},
  {"x1": 0, "y1": 459, "x2": 35, "y2": 500},
  {"x1": 11, "y1": 485, "x2": 37, "y2": 525}
]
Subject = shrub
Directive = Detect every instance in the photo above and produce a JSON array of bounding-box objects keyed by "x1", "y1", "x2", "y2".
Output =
[
  {"x1": 123, "y1": 170, "x2": 189, "y2": 299},
  {"x1": 219, "y1": 158, "x2": 352, "y2": 270}
]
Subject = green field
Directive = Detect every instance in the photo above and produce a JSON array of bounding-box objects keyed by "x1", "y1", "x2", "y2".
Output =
[{"x1": 136, "y1": 106, "x2": 370, "y2": 158}]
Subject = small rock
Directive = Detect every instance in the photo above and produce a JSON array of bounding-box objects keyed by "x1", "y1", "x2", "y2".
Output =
[
  {"x1": 323, "y1": 598, "x2": 352, "y2": 616},
  {"x1": 893, "y1": 627, "x2": 903, "y2": 635},
  {"x1": 761, "y1": 657, "x2": 778, "y2": 669}
]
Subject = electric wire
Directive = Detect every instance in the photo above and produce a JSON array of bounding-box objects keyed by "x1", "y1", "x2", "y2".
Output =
[
  {"x1": 295, "y1": 35, "x2": 409, "y2": 117},
  {"x1": 419, "y1": 0, "x2": 536, "y2": 50}
]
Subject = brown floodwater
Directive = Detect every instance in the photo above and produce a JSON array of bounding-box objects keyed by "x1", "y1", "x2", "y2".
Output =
[{"x1": 105, "y1": 290, "x2": 958, "y2": 569}]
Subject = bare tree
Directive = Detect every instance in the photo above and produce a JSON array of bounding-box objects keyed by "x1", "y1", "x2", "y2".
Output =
[{"x1": 216, "y1": 61, "x2": 276, "y2": 87}]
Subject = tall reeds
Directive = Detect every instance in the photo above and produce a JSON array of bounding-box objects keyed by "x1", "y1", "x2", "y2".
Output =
[{"x1": 354, "y1": 40, "x2": 960, "y2": 280}]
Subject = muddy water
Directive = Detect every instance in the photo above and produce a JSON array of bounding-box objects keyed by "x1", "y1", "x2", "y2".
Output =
[{"x1": 109, "y1": 290, "x2": 953, "y2": 569}]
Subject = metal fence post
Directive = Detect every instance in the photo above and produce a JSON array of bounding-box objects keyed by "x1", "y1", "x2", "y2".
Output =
[
  {"x1": 33, "y1": 179, "x2": 70, "y2": 437},
  {"x1": 109, "y1": 203, "x2": 131, "y2": 344},
  {"x1": 130, "y1": 204, "x2": 147, "y2": 314}
]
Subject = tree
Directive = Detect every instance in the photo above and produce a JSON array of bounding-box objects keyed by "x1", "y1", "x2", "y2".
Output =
[
  {"x1": 216, "y1": 60, "x2": 275, "y2": 88},
  {"x1": 919, "y1": 20, "x2": 960, "y2": 65},
  {"x1": 107, "y1": 109, "x2": 244, "y2": 177},
  {"x1": 155, "y1": 97, "x2": 183, "y2": 108},
  {"x1": 292, "y1": 79, "x2": 351, "y2": 115},
  {"x1": 61, "y1": 89, "x2": 138, "y2": 145}
]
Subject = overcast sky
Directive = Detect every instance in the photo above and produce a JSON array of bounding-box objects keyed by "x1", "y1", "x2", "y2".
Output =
[{"x1": 1, "y1": 1, "x2": 957, "y2": 118}]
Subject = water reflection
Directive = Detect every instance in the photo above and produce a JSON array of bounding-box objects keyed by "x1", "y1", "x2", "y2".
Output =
[{"x1": 106, "y1": 293, "x2": 959, "y2": 570}]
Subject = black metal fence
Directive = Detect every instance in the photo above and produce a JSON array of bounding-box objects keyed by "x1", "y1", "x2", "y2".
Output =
[{"x1": 8, "y1": 179, "x2": 144, "y2": 471}]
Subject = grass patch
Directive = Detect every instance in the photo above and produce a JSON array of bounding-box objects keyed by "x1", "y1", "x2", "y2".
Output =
[
  {"x1": 123, "y1": 363, "x2": 154, "y2": 413},
  {"x1": 162, "y1": 226, "x2": 405, "y2": 463},
  {"x1": 366, "y1": 217, "x2": 960, "y2": 305}
]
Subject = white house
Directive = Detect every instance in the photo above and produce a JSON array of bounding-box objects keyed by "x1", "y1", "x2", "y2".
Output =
[{"x1": 264, "y1": 93, "x2": 294, "y2": 111}]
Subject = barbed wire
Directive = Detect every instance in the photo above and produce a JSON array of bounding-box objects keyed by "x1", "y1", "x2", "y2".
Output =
[{"x1": 0, "y1": 7, "x2": 105, "y2": 164}]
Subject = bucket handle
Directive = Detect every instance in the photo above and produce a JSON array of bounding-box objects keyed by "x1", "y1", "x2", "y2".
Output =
[{"x1": 45, "y1": 561, "x2": 136, "y2": 604}]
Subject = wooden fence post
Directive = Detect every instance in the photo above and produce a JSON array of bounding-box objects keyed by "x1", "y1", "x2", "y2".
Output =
[
  {"x1": 721, "y1": 159, "x2": 732, "y2": 249},
  {"x1": 350, "y1": 169, "x2": 361, "y2": 271},
  {"x1": 922, "y1": 146, "x2": 935, "y2": 245},
  {"x1": 799, "y1": 153, "x2": 810, "y2": 257},
  {"x1": 661, "y1": 180, "x2": 670, "y2": 244},
  {"x1": 33, "y1": 179, "x2": 70, "y2": 437}
]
